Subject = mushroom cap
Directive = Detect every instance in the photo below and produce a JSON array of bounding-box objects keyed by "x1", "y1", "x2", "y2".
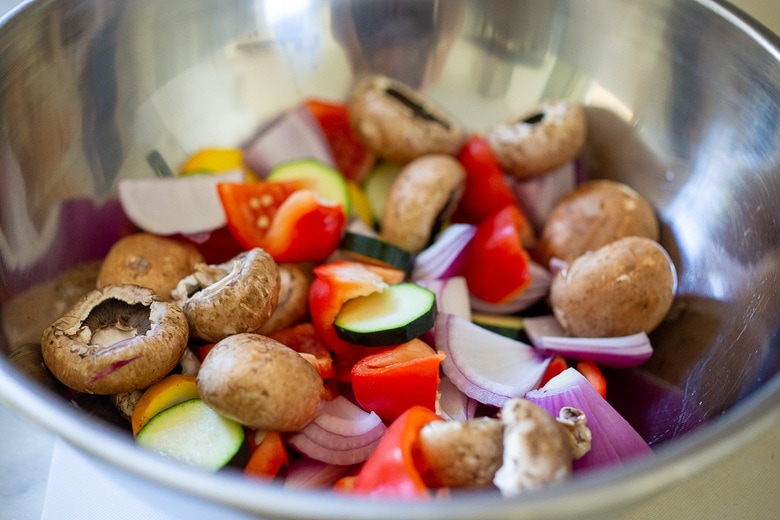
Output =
[
  {"x1": 549, "y1": 236, "x2": 676, "y2": 337},
  {"x1": 380, "y1": 154, "x2": 466, "y2": 253},
  {"x1": 538, "y1": 179, "x2": 660, "y2": 266},
  {"x1": 486, "y1": 99, "x2": 587, "y2": 179},
  {"x1": 197, "y1": 333, "x2": 323, "y2": 432},
  {"x1": 97, "y1": 233, "x2": 205, "y2": 301},
  {"x1": 41, "y1": 284, "x2": 189, "y2": 394},
  {"x1": 349, "y1": 75, "x2": 465, "y2": 163},
  {"x1": 172, "y1": 248, "x2": 280, "y2": 343}
]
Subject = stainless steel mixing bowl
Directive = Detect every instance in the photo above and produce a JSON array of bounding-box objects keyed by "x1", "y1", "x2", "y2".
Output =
[{"x1": 1, "y1": 0, "x2": 779, "y2": 518}]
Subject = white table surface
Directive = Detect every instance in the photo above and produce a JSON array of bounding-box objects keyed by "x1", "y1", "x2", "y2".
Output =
[{"x1": 1, "y1": 1, "x2": 779, "y2": 519}]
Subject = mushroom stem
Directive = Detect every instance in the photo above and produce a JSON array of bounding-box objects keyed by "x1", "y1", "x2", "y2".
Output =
[
  {"x1": 417, "y1": 417, "x2": 504, "y2": 488},
  {"x1": 493, "y1": 398, "x2": 579, "y2": 496}
]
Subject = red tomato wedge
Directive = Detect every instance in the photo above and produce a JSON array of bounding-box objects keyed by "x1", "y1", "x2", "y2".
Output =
[
  {"x1": 217, "y1": 181, "x2": 346, "y2": 263},
  {"x1": 352, "y1": 406, "x2": 442, "y2": 499},
  {"x1": 351, "y1": 339, "x2": 444, "y2": 422},
  {"x1": 304, "y1": 99, "x2": 375, "y2": 183},
  {"x1": 463, "y1": 204, "x2": 534, "y2": 304},
  {"x1": 456, "y1": 134, "x2": 517, "y2": 223},
  {"x1": 308, "y1": 261, "x2": 405, "y2": 376}
]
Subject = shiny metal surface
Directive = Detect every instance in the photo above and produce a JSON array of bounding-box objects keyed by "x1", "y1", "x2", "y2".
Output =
[{"x1": 0, "y1": 0, "x2": 779, "y2": 518}]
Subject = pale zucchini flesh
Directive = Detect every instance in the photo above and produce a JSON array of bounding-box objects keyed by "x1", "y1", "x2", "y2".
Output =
[
  {"x1": 334, "y1": 283, "x2": 436, "y2": 346},
  {"x1": 135, "y1": 398, "x2": 245, "y2": 471}
]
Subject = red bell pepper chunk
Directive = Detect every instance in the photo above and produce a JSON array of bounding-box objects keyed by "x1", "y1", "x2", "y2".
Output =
[
  {"x1": 463, "y1": 204, "x2": 534, "y2": 303},
  {"x1": 351, "y1": 339, "x2": 444, "y2": 422},
  {"x1": 268, "y1": 323, "x2": 336, "y2": 379},
  {"x1": 308, "y1": 261, "x2": 405, "y2": 376},
  {"x1": 304, "y1": 99, "x2": 376, "y2": 183},
  {"x1": 217, "y1": 181, "x2": 346, "y2": 263},
  {"x1": 244, "y1": 430, "x2": 289, "y2": 480},
  {"x1": 456, "y1": 134, "x2": 517, "y2": 223},
  {"x1": 352, "y1": 406, "x2": 442, "y2": 499}
]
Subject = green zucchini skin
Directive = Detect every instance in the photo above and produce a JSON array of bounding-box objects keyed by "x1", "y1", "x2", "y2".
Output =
[
  {"x1": 471, "y1": 313, "x2": 530, "y2": 342},
  {"x1": 340, "y1": 232, "x2": 415, "y2": 276},
  {"x1": 334, "y1": 283, "x2": 437, "y2": 347},
  {"x1": 267, "y1": 158, "x2": 351, "y2": 214}
]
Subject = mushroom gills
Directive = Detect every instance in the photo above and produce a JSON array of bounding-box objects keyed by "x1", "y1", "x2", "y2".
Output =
[
  {"x1": 384, "y1": 86, "x2": 449, "y2": 129},
  {"x1": 82, "y1": 299, "x2": 151, "y2": 346}
]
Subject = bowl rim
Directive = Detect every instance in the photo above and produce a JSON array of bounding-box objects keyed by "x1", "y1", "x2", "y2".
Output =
[{"x1": 2, "y1": 355, "x2": 779, "y2": 519}]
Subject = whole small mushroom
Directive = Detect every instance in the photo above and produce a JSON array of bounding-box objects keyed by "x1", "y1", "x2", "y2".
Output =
[
  {"x1": 486, "y1": 100, "x2": 587, "y2": 179},
  {"x1": 349, "y1": 75, "x2": 465, "y2": 163},
  {"x1": 549, "y1": 236, "x2": 677, "y2": 337},
  {"x1": 538, "y1": 179, "x2": 660, "y2": 266},
  {"x1": 171, "y1": 248, "x2": 280, "y2": 343},
  {"x1": 41, "y1": 284, "x2": 189, "y2": 394},
  {"x1": 197, "y1": 333, "x2": 323, "y2": 432},
  {"x1": 381, "y1": 154, "x2": 466, "y2": 253},
  {"x1": 97, "y1": 233, "x2": 204, "y2": 301}
]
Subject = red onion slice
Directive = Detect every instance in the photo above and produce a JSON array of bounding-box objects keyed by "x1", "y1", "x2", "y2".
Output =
[
  {"x1": 507, "y1": 161, "x2": 577, "y2": 233},
  {"x1": 437, "y1": 375, "x2": 479, "y2": 421},
  {"x1": 412, "y1": 224, "x2": 477, "y2": 281},
  {"x1": 525, "y1": 368, "x2": 653, "y2": 471},
  {"x1": 117, "y1": 169, "x2": 245, "y2": 235},
  {"x1": 469, "y1": 260, "x2": 551, "y2": 314},
  {"x1": 242, "y1": 104, "x2": 336, "y2": 177},
  {"x1": 286, "y1": 396, "x2": 387, "y2": 465},
  {"x1": 435, "y1": 313, "x2": 552, "y2": 407},
  {"x1": 283, "y1": 457, "x2": 354, "y2": 489},
  {"x1": 524, "y1": 315, "x2": 654, "y2": 367},
  {"x1": 417, "y1": 277, "x2": 472, "y2": 347}
]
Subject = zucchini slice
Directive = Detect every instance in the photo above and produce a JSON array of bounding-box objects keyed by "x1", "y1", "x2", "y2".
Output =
[
  {"x1": 363, "y1": 161, "x2": 403, "y2": 221},
  {"x1": 335, "y1": 283, "x2": 436, "y2": 346},
  {"x1": 340, "y1": 232, "x2": 415, "y2": 276},
  {"x1": 471, "y1": 313, "x2": 529, "y2": 342},
  {"x1": 135, "y1": 398, "x2": 245, "y2": 471},
  {"x1": 267, "y1": 159, "x2": 351, "y2": 214}
]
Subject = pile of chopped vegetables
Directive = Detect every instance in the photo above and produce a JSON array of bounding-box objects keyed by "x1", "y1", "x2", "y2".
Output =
[{"x1": 33, "y1": 74, "x2": 679, "y2": 499}]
